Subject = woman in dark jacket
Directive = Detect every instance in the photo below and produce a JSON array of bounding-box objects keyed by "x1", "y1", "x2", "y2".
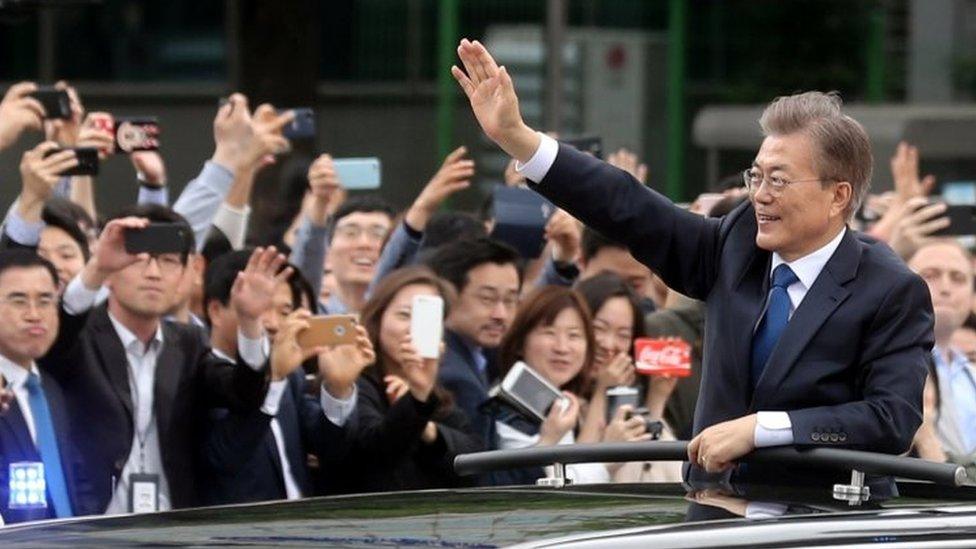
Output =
[{"x1": 335, "y1": 266, "x2": 483, "y2": 493}]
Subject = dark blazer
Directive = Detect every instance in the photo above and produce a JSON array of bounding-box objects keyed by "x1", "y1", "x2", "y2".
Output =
[
  {"x1": 38, "y1": 304, "x2": 268, "y2": 512},
  {"x1": 531, "y1": 144, "x2": 933, "y2": 487},
  {"x1": 437, "y1": 329, "x2": 492, "y2": 445},
  {"x1": 200, "y1": 367, "x2": 352, "y2": 504},
  {"x1": 0, "y1": 373, "x2": 96, "y2": 523},
  {"x1": 329, "y1": 375, "x2": 483, "y2": 493}
]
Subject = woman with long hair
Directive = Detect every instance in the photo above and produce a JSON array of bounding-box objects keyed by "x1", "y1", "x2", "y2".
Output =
[
  {"x1": 576, "y1": 271, "x2": 682, "y2": 482},
  {"x1": 335, "y1": 266, "x2": 483, "y2": 493}
]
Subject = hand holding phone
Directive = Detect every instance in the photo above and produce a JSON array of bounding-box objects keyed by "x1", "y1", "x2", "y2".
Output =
[
  {"x1": 279, "y1": 107, "x2": 315, "y2": 140},
  {"x1": 123, "y1": 222, "x2": 188, "y2": 255},
  {"x1": 498, "y1": 361, "x2": 566, "y2": 423},
  {"x1": 29, "y1": 86, "x2": 71, "y2": 119},
  {"x1": 296, "y1": 315, "x2": 358, "y2": 350},
  {"x1": 42, "y1": 147, "x2": 99, "y2": 176}
]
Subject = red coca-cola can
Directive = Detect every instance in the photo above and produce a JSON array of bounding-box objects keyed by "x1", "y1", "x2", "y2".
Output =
[{"x1": 634, "y1": 337, "x2": 692, "y2": 377}]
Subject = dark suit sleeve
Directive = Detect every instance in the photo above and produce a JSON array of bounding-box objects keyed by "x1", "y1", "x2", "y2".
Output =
[
  {"x1": 439, "y1": 367, "x2": 489, "y2": 442},
  {"x1": 296, "y1": 374, "x2": 352, "y2": 466},
  {"x1": 200, "y1": 407, "x2": 273, "y2": 474},
  {"x1": 37, "y1": 305, "x2": 90, "y2": 383},
  {"x1": 530, "y1": 143, "x2": 725, "y2": 300},
  {"x1": 787, "y1": 275, "x2": 932, "y2": 453},
  {"x1": 198, "y1": 342, "x2": 270, "y2": 413},
  {"x1": 416, "y1": 407, "x2": 484, "y2": 485},
  {"x1": 344, "y1": 378, "x2": 436, "y2": 466}
]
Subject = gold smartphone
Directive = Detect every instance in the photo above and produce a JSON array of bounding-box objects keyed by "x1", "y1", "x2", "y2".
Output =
[{"x1": 296, "y1": 315, "x2": 358, "y2": 350}]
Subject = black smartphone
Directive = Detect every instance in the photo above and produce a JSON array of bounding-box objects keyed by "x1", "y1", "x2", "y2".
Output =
[
  {"x1": 934, "y1": 205, "x2": 976, "y2": 237},
  {"x1": 29, "y1": 86, "x2": 71, "y2": 119},
  {"x1": 123, "y1": 223, "x2": 189, "y2": 255},
  {"x1": 114, "y1": 117, "x2": 160, "y2": 153},
  {"x1": 563, "y1": 136, "x2": 604, "y2": 159},
  {"x1": 43, "y1": 147, "x2": 99, "y2": 176},
  {"x1": 280, "y1": 107, "x2": 315, "y2": 140}
]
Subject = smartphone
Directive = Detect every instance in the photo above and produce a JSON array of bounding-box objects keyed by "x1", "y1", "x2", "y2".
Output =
[
  {"x1": 29, "y1": 86, "x2": 71, "y2": 119},
  {"x1": 499, "y1": 361, "x2": 566, "y2": 423},
  {"x1": 296, "y1": 315, "x2": 358, "y2": 350},
  {"x1": 410, "y1": 295, "x2": 443, "y2": 359},
  {"x1": 563, "y1": 136, "x2": 604, "y2": 159},
  {"x1": 123, "y1": 223, "x2": 189, "y2": 255},
  {"x1": 114, "y1": 117, "x2": 160, "y2": 153},
  {"x1": 279, "y1": 107, "x2": 315, "y2": 140},
  {"x1": 942, "y1": 181, "x2": 976, "y2": 205},
  {"x1": 605, "y1": 385, "x2": 640, "y2": 423},
  {"x1": 333, "y1": 158, "x2": 381, "y2": 190},
  {"x1": 43, "y1": 147, "x2": 99, "y2": 176},
  {"x1": 933, "y1": 204, "x2": 976, "y2": 237}
]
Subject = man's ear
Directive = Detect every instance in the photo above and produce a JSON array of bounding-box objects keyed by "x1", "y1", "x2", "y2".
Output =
[
  {"x1": 831, "y1": 181, "x2": 853, "y2": 219},
  {"x1": 190, "y1": 254, "x2": 206, "y2": 282},
  {"x1": 205, "y1": 299, "x2": 224, "y2": 329}
]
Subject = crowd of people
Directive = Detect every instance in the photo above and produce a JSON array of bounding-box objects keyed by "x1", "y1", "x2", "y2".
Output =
[{"x1": 0, "y1": 72, "x2": 971, "y2": 525}]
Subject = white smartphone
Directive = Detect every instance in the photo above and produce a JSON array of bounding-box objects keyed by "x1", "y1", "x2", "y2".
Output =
[
  {"x1": 500, "y1": 361, "x2": 567, "y2": 422},
  {"x1": 411, "y1": 295, "x2": 444, "y2": 359},
  {"x1": 333, "y1": 157, "x2": 381, "y2": 190}
]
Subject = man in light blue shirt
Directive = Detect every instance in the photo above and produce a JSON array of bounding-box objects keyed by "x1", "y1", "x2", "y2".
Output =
[{"x1": 909, "y1": 240, "x2": 976, "y2": 461}]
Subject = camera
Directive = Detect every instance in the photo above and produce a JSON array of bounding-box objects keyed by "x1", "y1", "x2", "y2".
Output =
[{"x1": 625, "y1": 407, "x2": 663, "y2": 440}]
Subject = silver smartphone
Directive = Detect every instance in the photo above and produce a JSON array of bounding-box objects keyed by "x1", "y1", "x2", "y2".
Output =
[
  {"x1": 333, "y1": 157, "x2": 381, "y2": 190},
  {"x1": 499, "y1": 361, "x2": 567, "y2": 422}
]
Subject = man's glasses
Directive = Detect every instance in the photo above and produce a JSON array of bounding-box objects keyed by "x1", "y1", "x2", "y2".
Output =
[
  {"x1": 333, "y1": 224, "x2": 388, "y2": 242},
  {"x1": 742, "y1": 168, "x2": 825, "y2": 196}
]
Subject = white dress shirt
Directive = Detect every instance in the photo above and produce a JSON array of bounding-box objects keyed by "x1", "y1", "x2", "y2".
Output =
[
  {"x1": 0, "y1": 355, "x2": 43, "y2": 444},
  {"x1": 515, "y1": 132, "x2": 848, "y2": 447},
  {"x1": 62, "y1": 274, "x2": 269, "y2": 514}
]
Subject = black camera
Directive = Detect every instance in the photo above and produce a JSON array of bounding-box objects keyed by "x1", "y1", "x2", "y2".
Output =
[{"x1": 626, "y1": 408, "x2": 664, "y2": 440}]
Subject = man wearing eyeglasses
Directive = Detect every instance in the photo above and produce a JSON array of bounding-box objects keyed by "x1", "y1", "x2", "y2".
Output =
[
  {"x1": 0, "y1": 250, "x2": 94, "y2": 523},
  {"x1": 37, "y1": 204, "x2": 279, "y2": 514},
  {"x1": 452, "y1": 39, "x2": 933, "y2": 493}
]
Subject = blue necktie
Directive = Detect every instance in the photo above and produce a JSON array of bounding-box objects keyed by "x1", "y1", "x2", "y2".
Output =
[
  {"x1": 750, "y1": 264, "x2": 799, "y2": 388},
  {"x1": 25, "y1": 373, "x2": 73, "y2": 518}
]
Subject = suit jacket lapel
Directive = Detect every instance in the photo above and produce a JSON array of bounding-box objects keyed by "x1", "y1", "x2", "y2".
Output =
[
  {"x1": 0, "y1": 399, "x2": 37, "y2": 458},
  {"x1": 752, "y1": 230, "x2": 860, "y2": 404},
  {"x1": 91, "y1": 307, "x2": 134, "y2": 419}
]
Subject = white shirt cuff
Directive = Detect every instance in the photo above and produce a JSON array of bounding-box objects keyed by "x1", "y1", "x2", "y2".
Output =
[
  {"x1": 62, "y1": 274, "x2": 101, "y2": 315},
  {"x1": 260, "y1": 379, "x2": 288, "y2": 415},
  {"x1": 745, "y1": 501, "x2": 789, "y2": 518},
  {"x1": 514, "y1": 132, "x2": 559, "y2": 184},
  {"x1": 754, "y1": 411, "x2": 794, "y2": 447},
  {"x1": 320, "y1": 383, "x2": 357, "y2": 427},
  {"x1": 212, "y1": 202, "x2": 251, "y2": 250},
  {"x1": 237, "y1": 330, "x2": 269, "y2": 371}
]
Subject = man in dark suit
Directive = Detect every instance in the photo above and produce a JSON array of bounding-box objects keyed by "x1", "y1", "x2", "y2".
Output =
[
  {"x1": 200, "y1": 251, "x2": 368, "y2": 504},
  {"x1": 39, "y1": 204, "x2": 286, "y2": 514},
  {"x1": 0, "y1": 250, "x2": 93, "y2": 523},
  {"x1": 452, "y1": 40, "x2": 933, "y2": 489},
  {"x1": 425, "y1": 237, "x2": 521, "y2": 445}
]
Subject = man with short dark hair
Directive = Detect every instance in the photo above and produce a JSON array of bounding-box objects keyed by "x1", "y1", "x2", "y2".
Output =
[
  {"x1": 200, "y1": 250, "x2": 367, "y2": 504},
  {"x1": 0, "y1": 250, "x2": 93, "y2": 523},
  {"x1": 40, "y1": 204, "x2": 281, "y2": 513},
  {"x1": 425, "y1": 236, "x2": 522, "y2": 443}
]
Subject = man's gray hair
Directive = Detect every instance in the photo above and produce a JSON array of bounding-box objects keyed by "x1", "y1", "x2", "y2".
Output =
[{"x1": 759, "y1": 91, "x2": 873, "y2": 221}]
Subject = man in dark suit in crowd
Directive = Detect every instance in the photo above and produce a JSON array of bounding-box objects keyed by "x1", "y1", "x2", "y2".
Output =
[
  {"x1": 0, "y1": 250, "x2": 94, "y2": 523},
  {"x1": 452, "y1": 39, "x2": 933, "y2": 490},
  {"x1": 40, "y1": 204, "x2": 283, "y2": 514},
  {"x1": 200, "y1": 251, "x2": 368, "y2": 504},
  {"x1": 425, "y1": 237, "x2": 521, "y2": 445}
]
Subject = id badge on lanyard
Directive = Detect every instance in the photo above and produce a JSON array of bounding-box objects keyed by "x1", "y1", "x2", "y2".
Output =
[{"x1": 128, "y1": 439, "x2": 159, "y2": 513}]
